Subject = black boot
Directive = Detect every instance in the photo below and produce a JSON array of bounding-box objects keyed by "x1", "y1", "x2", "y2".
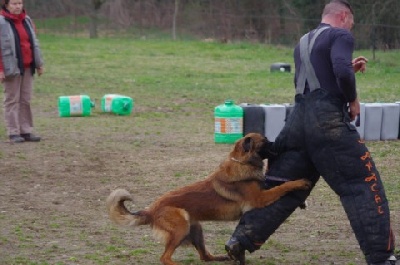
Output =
[
  {"x1": 369, "y1": 255, "x2": 398, "y2": 265},
  {"x1": 225, "y1": 237, "x2": 246, "y2": 265}
]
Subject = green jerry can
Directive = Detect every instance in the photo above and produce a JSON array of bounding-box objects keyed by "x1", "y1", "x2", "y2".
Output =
[
  {"x1": 58, "y1": 95, "x2": 94, "y2": 117},
  {"x1": 214, "y1": 99, "x2": 243, "y2": 144},
  {"x1": 101, "y1": 94, "x2": 134, "y2": 116}
]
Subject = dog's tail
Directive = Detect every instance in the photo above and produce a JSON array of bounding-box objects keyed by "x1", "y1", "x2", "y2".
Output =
[{"x1": 106, "y1": 188, "x2": 150, "y2": 227}]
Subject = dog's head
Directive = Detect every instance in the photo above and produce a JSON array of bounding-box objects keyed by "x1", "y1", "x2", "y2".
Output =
[{"x1": 230, "y1": 133, "x2": 275, "y2": 167}]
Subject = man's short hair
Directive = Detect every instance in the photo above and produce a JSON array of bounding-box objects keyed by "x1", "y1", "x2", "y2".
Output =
[
  {"x1": 323, "y1": 0, "x2": 354, "y2": 17},
  {"x1": 330, "y1": 0, "x2": 354, "y2": 14}
]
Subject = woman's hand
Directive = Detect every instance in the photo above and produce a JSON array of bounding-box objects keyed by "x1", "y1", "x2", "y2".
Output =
[{"x1": 37, "y1": 67, "x2": 44, "y2": 76}]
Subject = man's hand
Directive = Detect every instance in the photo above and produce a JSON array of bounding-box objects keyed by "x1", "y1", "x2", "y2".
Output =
[
  {"x1": 0, "y1": 71, "x2": 4, "y2": 83},
  {"x1": 349, "y1": 98, "x2": 360, "y2": 121},
  {"x1": 352, "y1": 56, "x2": 368, "y2": 73}
]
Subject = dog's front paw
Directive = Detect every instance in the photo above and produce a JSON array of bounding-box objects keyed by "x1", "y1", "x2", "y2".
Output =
[{"x1": 295, "y1": 179, "x2": 312, "y2": 190}]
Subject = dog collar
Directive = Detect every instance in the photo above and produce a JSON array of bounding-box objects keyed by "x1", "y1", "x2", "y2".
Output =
[
  {"x1": 265, "y1": 175, "x2": 291, "y2": 182},
  {"x1": 230, "y1": 157, "x2": 245, "y2": 164}
]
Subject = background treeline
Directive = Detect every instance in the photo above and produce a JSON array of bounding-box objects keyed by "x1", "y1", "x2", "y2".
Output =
[{"x1": 24, "y1": 0, "x2": 400, "y2": 49}]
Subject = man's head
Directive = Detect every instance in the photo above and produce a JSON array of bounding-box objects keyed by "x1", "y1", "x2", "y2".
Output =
[{"x1": 322, "y1": 0, "x2": 354, "y2": 30}]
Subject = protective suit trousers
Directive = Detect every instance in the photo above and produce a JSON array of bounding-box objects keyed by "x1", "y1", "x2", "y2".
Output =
[{"x1": 231, "y1": 89, "x2": 394, "y2": 264}]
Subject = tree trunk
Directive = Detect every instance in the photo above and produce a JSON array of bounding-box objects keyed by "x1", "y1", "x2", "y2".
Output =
[
  {"x1": 172, "y1": 0, "x2": 179, "y2": 40},
  {"x1": 89, "y1": 10, "x2": 98, "y2": 39},
  {"x1": 89, "y1": 0, "x2": 106, "y2": 39}
]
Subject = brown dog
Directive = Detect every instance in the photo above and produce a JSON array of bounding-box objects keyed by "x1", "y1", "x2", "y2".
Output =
[{"x1": 106, "y1": 133, "x2": 311, "y2": 265}]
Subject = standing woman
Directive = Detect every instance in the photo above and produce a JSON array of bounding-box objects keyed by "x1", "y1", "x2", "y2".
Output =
[{"x1": 0, "y1": 0, "x2": 44, "y2": 143}]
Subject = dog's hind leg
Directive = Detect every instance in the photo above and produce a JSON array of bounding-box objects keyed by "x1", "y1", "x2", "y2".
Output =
[
  {"x1": 189, "y1": 222, "x2": 230, "y2": 262},
  {"x1": 155, "y1": 207, "x2": 191, "y2": 265}
]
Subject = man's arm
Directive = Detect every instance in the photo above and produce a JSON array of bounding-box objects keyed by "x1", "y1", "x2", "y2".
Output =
[
  {"x1": 331, "y1": 32, "x2": 357, "y2": 102},
  {"x1": 348, "y1": 56, "x2": 368, "y2": 121}
]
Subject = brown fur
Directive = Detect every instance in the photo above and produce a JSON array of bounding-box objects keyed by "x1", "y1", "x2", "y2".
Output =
[{"x1": 106, "y1": 133, "x2": 311, "y2": 265}]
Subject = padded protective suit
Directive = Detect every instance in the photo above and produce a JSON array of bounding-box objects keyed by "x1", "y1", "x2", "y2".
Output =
[{"x1": 230, "y1": 23, "x2": 395, "y2": 264}]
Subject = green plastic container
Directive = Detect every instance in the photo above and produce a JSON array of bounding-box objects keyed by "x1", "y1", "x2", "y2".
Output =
[
  {"x1": 58, "y1": 95, "x2": 94, "y2": 117},
  {"x1": 101, "y1": 94, "x2": 134, "y2": 116},
  {"x1": 214, "y1": 100, "x2": 243, "y2": 143}
]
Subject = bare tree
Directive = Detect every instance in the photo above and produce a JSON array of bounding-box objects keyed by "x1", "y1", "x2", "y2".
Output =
[
  {"x1": 90, "y1": 0, "x2": 107, "y2": 38},
  {"x1": 22, "y1": 0, "x2": 400, "y2": 48},
  {"x1": 172, "y1": 0, "x2": 179, "y2": 40}
]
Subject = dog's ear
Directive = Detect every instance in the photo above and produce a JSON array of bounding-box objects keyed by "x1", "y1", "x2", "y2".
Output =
[{"x1": 242, "y1": 136, "x2": 253, "y2": 152}]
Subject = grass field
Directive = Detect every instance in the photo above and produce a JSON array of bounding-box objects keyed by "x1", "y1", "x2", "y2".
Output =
[{"x1": 0, "y1": 35, "x2": 399, "y2": 265}]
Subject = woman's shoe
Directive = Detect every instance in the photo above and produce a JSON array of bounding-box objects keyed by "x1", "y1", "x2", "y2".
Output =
[
  {"x1": 9, "y1": 135, "x2": 25, "y2": 143},
  {"x1": 21, "y1": 133, "x2": 41, "y2": 142}
]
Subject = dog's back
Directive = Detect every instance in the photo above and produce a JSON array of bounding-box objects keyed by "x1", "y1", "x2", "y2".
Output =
[{"x1": 147, "y1": 177, "x2": 250, "y2": 221}]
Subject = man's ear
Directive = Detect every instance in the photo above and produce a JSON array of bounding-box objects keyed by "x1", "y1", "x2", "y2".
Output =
[{"x1": 339, "y1": 10, "x2": 347, "y2": 23}]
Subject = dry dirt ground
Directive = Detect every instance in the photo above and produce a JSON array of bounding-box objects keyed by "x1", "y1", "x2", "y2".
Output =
[{"x1": 0, "y1": 105, "x2": 399, "y2": 265}]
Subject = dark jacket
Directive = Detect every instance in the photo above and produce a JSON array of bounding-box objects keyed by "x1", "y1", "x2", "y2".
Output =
[{"x1": 294, "y1": 23, "x2": 356, "y2": 103}]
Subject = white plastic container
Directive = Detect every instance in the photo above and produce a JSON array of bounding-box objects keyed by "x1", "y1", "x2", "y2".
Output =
[
  {"x1": 364, "y1": 103, "x2": 383, "y2": 141},
  {"x1": 380, "y1": 103, "x2": 400, "y2": 140},
  {"x1": 260, "y1": 104, "x2": 286, "y2": 141},
  {"x1": 397, "y1": 102, "x2": 400, "y2": 139}
]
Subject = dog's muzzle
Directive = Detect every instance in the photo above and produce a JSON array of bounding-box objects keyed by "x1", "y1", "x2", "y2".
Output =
[{"x1": 258, "y1": 140, "x2": 278, "y2": 160}]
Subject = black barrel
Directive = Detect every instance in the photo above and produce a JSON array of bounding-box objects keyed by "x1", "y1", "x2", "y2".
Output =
[{"x1": 240, "y1": 103, "x2": 265, "y2": 136}]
